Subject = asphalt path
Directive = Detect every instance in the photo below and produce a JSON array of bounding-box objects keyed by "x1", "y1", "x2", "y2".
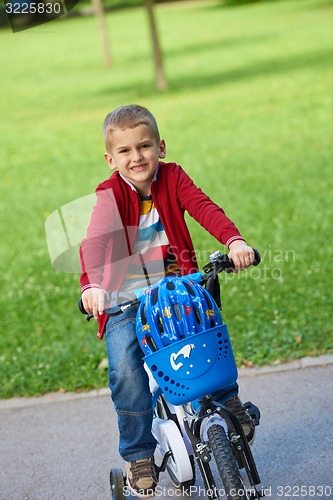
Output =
[{"x1": 1, "y1": 357, "x2": 332, "y2": 500}]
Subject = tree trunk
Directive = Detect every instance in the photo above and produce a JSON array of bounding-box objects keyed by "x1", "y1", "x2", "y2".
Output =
[
  {"x1": 91, "y1": 0, "x2": 112, "y2": 67},
  {"x1": 145, "y1": 0, "x2": 167, "y2": 91}
]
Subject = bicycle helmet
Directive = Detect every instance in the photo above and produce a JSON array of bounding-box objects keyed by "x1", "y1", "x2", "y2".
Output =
[{"x1": 137, "y1": 276, "x2": 222, "y2": 356}]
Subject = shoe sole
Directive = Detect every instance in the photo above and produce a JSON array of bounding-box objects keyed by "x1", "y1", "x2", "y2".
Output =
[{"x1": 126, "y1": 477, "x2": 156, "y2": 499}]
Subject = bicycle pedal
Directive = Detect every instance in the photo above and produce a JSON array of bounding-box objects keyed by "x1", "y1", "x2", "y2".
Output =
[{"x1": 244, "y1": 401, "x2": 261, "y2": 426}]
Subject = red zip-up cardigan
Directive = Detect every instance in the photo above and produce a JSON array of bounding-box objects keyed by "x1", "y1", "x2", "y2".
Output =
[{"x1": 80, "y1": 162, "x2": 244, "y2": 339}]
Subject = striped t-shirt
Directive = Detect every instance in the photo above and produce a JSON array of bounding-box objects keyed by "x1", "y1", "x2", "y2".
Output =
[{"x1": 120, "y1": 195, "x2": 180, "y2": 292}]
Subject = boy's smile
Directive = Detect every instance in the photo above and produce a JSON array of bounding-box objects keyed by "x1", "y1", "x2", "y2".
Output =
[{"x1": 104, "y1": 124, "x2": 166, "y2": 196}]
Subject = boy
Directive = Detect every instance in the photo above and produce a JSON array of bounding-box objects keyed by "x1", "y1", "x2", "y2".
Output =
[{"x1": 80, "y1": 104, "x2": 255, "y2": 498}]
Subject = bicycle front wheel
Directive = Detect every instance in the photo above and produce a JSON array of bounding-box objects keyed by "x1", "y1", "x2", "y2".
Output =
[{"x1": 207, "y1": 424, "x2": 248, "y2": 500}]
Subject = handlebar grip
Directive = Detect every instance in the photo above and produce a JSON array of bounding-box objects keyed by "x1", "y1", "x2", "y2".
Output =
[
  {"x1": 223, "y1": 247, "x2": 261, "y2": 273},
  {"x1": 78, "y1": 298, "x2": 87, "y2": 314},
  {"x1": 252, "y1": 248, "x2": 261, "y2": 266},
  {"x1": 78, "y1": 298, "x2": 93, "y2": 321}
]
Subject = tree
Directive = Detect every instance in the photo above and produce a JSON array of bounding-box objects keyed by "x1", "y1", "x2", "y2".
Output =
[
  {"x1": 91, "y1": 0, "x2": 167, "y2": 89},
  {"x1": 91, "y1": 0, "x2": 112, "y2": 67},
  {"x1": 144, "y1": 0, "x2": 167, "y2": 90}
]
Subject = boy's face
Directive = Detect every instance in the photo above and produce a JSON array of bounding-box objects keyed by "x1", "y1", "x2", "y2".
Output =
[{"x1": 104, "y1": 124, "x2": 166, "y2": 196}]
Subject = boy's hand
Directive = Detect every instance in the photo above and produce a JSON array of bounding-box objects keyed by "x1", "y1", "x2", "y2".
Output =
[
  {"x1": 228, "y1": 240, "x2": 254, "y2": 273},
  {"x1": 82, "y1": 288, "x2": 106, "y2": 320}
]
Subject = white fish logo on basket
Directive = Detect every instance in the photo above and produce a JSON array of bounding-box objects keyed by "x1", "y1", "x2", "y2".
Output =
[{"x1": 170, "y1": 344, "x2": 195, "y2": 371}]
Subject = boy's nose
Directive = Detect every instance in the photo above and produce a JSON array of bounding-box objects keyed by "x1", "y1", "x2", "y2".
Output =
[{"x1": 132, "y1": 149, "x2": 143, "y2": 161}]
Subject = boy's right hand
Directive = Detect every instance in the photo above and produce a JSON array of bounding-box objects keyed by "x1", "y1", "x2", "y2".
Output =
[{"x1": 82, "y1": 288, "x2": 106, "y2": 320}]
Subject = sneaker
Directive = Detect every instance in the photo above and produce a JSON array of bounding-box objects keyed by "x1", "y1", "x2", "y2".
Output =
[
  {"x1": 224, "y1": 395, "x2": 255, "y2": 444},
  {"x1": 126, "y1": 456, "x2": 157, "y2": 498}
]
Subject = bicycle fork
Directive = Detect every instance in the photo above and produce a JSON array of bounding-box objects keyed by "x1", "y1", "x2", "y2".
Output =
[
  {"x1": 181, "y1": 416, "x2": 219, "y2": 499},
  {"x1": 181, "y1": 400, "x2": 263, "y2": 500}
]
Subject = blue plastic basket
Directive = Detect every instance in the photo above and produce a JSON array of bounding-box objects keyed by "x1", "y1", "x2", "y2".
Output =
[{"x1": 144, "y1": 324, "x2": 238, "y2": 405}]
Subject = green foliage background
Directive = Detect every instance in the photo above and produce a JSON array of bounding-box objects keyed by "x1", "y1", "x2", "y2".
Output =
[{"x1": 0, "y1": 0, "x2": 332, "y2": 397}]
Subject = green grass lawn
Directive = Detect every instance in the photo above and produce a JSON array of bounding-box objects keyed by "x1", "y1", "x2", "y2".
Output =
[{"x1": 0, "y1": 0, "x2": 332, "y2": 397}]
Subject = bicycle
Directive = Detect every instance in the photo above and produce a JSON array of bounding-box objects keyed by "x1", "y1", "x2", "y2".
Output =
[{"x1": 79, "y1": 249, "x2": 264, "y2": 500}]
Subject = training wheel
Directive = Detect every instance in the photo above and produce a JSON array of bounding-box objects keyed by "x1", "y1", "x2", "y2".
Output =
[{"x1": 110, "y1": 467, "x2": 125, "y2": 500}]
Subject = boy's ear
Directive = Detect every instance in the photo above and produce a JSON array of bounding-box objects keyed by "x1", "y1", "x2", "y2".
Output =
[
  {"x1": 104, "y1": 152, "x2": 117, "y2": 171},
  {"x1": 159, "y1": 139, "x2": 166, "y2": 159}
]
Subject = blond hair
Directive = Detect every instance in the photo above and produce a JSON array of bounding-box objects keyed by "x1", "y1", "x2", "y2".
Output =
[{"x1": 103, "y1": 105, "x2": 160, "y2": 150}]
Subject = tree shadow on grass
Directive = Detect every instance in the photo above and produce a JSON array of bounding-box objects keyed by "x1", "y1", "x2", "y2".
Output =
[
  {"x1": 121, "y1": 33, "x2": 277, "y2": 64},
  {"x1": 170, "y1": 47, "x2": 333, "y2": 91},
  {"x1": 207, "y1": 0, "x2": 333, "y2": 10},
  {"x1": 163, "y1": 33, "x2": 277, "y2": 59},
  {"x1": 114, "y1": 32, "x2": 277, "y2": 91},
  {"x1": 301, "y1": 0, "x2": 333, "y2": 12},
  {"x1": 95, "y1": 46, "x2": 333, "y2": 100}
]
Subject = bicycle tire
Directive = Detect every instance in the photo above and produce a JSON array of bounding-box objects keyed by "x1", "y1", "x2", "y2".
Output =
[
  {"x1": 207, "y1": 424, "x2": 248, "y2": 500},
  {"x1": 110, "y1": 468, "x2": 125, "y2": 500}
]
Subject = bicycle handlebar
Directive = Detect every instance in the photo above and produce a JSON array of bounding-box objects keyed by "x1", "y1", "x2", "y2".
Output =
[
  {"x1": 201, "y1": 247, "x2": 261, "y2": 276},
  {"x1": 78, "y1": 248, "x2": 261, "y2": 321}
]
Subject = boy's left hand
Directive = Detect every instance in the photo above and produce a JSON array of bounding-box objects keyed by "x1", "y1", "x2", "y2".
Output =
[{"x1": 228, "y1": 240, "x2": 254, "y2": 273}]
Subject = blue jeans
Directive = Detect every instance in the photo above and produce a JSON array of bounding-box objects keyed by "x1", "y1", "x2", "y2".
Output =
[
  {"x1": 105, "y1": 305, "x2": 239, "y2": 462},
  {"x1": 105, "y1": 306, "x2": 157, "y2": 462}
]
